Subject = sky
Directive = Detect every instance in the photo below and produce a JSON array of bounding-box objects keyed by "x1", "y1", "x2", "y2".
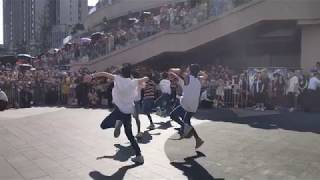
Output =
[
  {"x1": 0, "y1": 0, "x2": 3, "y2": 45},
  {"x1": 0, "y1": 0, "x2": 98, "y2": 45},
  {"x1": 88, "y1": 0, "x2": 99, "y2": 6}
]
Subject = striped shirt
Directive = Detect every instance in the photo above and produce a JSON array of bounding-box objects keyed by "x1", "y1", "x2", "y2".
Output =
[
  {"x1": 169, "y1": 76, "x2": 178, "y2": 89},
  {"x1": 144, "y1": 80, "x2": 155, "y2": 99}
]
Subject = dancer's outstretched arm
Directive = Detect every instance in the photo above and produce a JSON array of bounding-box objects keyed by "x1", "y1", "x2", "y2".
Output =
[
  {"x1": 169, "y1": 68, "x2": 184, "y2": 80},
  {"x1": 199, "y1": 71, "x2": 209, "y2": 81},
  {"x1": 169, "y1": 69, "x2": 185, "y2": 87},
  {"x1": 91, "y1": 72, "x2": 114, "y2": 80},
  {"x1": 136, "y1": 77, "x2": 149, "y2": 86}
]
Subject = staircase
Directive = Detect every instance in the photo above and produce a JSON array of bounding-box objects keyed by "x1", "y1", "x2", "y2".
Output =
[{"x1": 73, "y1": 0, "x2": 320, "y2": 71}]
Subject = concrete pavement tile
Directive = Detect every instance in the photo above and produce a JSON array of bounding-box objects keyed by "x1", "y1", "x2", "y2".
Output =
[
  {"x1": 6, "y1": 153, "x2": 39, "y2": 170},
  {"x1": 2, "y1": 107, "x2": 320, "y2": 180},
  {"x1": 30, "y1": 176, "x2": 53, "y2": 180},
  {"x1": 15, "y1": 166, "x2": 47, "y2": 180},
  {"x1": 0, "y1": 158, "x2": 24, "y2": 180},
  {"x1": 33, "y1": 158, "x2": 60, "y2": 169},
  {"x1": 56, "y1": 158, "x2": 86, "y2": 170},
  {"x1": 22, "y1": 149, "x2": 46, "y2": 161}
]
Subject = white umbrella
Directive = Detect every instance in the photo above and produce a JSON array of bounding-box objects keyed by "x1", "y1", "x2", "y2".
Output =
[
  {"x1": 17, "y1": 54, "x2": 34, "y2": 59},
  {"x1": 48, "y1": 48, "x2": 59, "y2": 54},
  {"x1": 128, "y1": 18, "x2": 139, "y2": 24},
  {"x1": 143, "y1": 11, "x2": 151, "y2": 15},
  {"x1": 63, "y1": 35, "x2": 72, "y2": 45},
  {"x1": 80, "y1": 37, "x2": 92, "y2": 44}
]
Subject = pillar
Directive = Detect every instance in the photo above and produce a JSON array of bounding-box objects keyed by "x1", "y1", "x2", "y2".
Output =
[{"x1": 301, "y1": 23, "x2": 320, "y2": 71}]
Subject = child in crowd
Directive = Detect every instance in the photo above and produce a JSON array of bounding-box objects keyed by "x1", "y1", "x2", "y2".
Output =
[
  {"x1": 140, "y1": 73, "x2": 157, "y2": 134},
  {"x1": 155, "y1": 72, "x2": 171, "y2": 117},
  {"x1": 216, "y1": 78, "x2": 225, "y2": 108}
]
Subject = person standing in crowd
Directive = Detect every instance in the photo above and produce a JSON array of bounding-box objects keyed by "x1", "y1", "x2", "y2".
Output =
[
  {"x1": 298, "y1": 73, "x2": 309, "y2": 108},
  {"x1": 313, "y1": 61, "x2": 320, "y2": 72},
  {"x1": 169, "y1": 64, "x2": 206, "y2": 149},
  {"x1": 272, "y1": 72, "x2": 285, "y2": 109},
  {"x1": 88, "y1": 88, "x2": 99, "y2": 108},
  {"x1": 91, "y1": 63, "x2": 149, "y2": 164},
  {"x1": 142, "y1": 73, "x2": 157, "y2": 130},
  {"x1": 169, "y1": 73, "x2": 178, "y2": 108},
  {"x1": 286, "y1": 70, "x2": 299, "y2": 112},
  {"x1": 239, "y1": 73, "x2": 249, "y2": 108},
  {"x1": 216, "y1": 78, "x2": 225, "y2": 108},
  {"x1": 155, "y1": 72, "x2": 171, "y2": 117},
  {"x1": 0, "y1": 88, "x2": 8, "y2": 111},
  {"x1": 20, "y1": 83, "x2": 33, "y2": 108},
  {"x1": 134, "y1": 73, "x2": 157, "y2": 139},
  {"x1": 106, "y1": 79, "x2": 114, "y2": 108},
  {"x1": 252, "y1": 72, "x2": 265, "y2": 111},
  {"x1": 61, "y1": 76, "x2": 71, "y2": 105},
  {"x1": 304, "y1": 71, "x2": 320, "y2": 112},
  {"x1": 231, "y1": 75, "x2": 240, "y2": 108}
]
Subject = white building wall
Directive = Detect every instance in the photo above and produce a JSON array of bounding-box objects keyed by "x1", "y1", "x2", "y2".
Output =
[{"x1": 301, "y1": 24, "x2": 320, "y2": 71}]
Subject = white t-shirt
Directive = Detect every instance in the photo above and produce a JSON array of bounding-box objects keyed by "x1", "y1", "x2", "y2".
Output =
[
  {"x1": 287, "y1": 76, "x2": 299, "y2": 94},
  {"x1": 159, "y1": 79, "x2": 171, "y2": 94},
  {"x1": 308, "y1": 77, "x2": 320, "y2": 90},
  {"x1": 179, "y1": 75, "x2": 201, "y2": 113},
  {"x1": 134, "y1": 85, "x2": 142, "y2": 102},
  {"x1": 112, "y1": 75, "x2": 139, "y2": 114},
  {"x1": 0, "y1": 90, "x2": 8, "y2": 102}
]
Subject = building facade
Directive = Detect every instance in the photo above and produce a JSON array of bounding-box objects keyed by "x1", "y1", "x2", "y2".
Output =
[
  {"x1": 3, "y1": 0, "x2": 48, "y2": 54},
  {"x1": 3, "y1": 0, "x2": 88, "y2": 53},
  {"x1": 51, "y1": 0, "x2": 88, "y2": 48}
]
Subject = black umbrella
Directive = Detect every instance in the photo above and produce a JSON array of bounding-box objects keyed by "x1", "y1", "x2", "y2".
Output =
[{"x1": 91, "y1": 32, "x2": 104, "y2": 40}]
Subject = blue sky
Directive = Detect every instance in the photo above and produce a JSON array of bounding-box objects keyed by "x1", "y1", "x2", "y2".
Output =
[
  {"x1": 88, "y1": 0, "x2": 99, "y2": 6},
  {"x1": 0, "y1": 0, "x2": 3, "y2": 44},
  {"x1": 0, "y1": 0, "x2": 98, "y2": 45}
]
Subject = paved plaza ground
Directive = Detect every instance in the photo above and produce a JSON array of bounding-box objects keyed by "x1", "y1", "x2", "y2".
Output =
[{"x1": 0, "y1": 107, "x2": 320, "y2": 180}]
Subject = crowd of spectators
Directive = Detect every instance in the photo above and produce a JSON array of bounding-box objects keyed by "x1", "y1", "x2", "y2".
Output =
[
  {"x1": 1, "y1": 62, "x2": 320, "y2": 112},
  {"x1": 1, "y1": 0, "x2": 319, "y2": 112},
  {"x1": 35, "y1": 0, "x2": 253, "y2": 67},
  {"x1": 197, "y1": 63, "x2": 320, "y2": 112}
]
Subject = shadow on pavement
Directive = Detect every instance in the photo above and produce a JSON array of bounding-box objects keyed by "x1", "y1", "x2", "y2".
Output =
[
  {"x1": 155, "y1": 121, "x2": 173, "y2": 130},
  {"x1": 137, "y1": 130, "x2": 161, "y2": 144},
  {"x1": 194, "y1": 109, "x2": 320, "y2": 134},
  {"x1": 170, "y1": 151, "x2": 224, "y2": 180},
  {"x1": 96, "y1": 144, "x2": 135, "y2": 162},
  {"x1": 89, "y1": 164, "x2": 140, "y2": 180}
]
